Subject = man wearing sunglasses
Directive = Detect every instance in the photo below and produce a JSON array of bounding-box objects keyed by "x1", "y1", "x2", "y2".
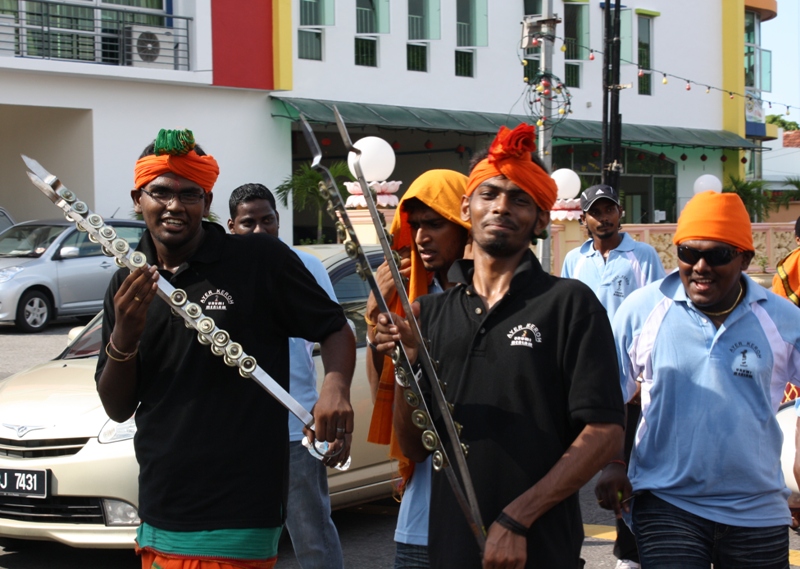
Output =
[
  {"x1": 596, "y1": 190, "x2": 800, "y2": 568},
  {"x1": 563, "y1": 186, "x2": 664, "y2": 569}
]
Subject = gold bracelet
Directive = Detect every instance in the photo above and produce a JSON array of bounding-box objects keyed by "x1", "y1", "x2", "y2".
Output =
[
  {"x1": 364, "y1": 313, "x2": 376, "y2": 326},
  {"x1": 105, "y1": 342, "x2": 138, "y2": 363}
]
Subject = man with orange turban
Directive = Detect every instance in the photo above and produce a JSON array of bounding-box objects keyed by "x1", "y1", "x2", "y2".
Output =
[
  {"x1": 363, "y1": 168, "x2": 470, "y2": 568},
  {"x1": 597, "y1": 190, "x2": 800, "y2": 568},
  {"x1": 95, "y1": 129, "x2": 356, "y2": 569},
  {"x1": 375, "y1": 124, "x2": 625, "y2": 568},
  {"x1": 773, "y1": 216, "x2": 800, "y2": 306}
]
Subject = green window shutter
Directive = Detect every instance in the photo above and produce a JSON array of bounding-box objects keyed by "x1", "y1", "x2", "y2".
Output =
[
  {"x1": 473, "y1": 0, "x2": 488, "y2": 47},
  {"x1": 619, "y1": 9, "x2": 632, "y2": 64},
  {"x1": 425, "y1": 0, "x2": 441, "y2": 40},
  {"x1": 322, "y1": 0, "x2": 335, "y2": 26},
  {"x1": 376, "y1": 0, "x2": 390, "y2": 33}
]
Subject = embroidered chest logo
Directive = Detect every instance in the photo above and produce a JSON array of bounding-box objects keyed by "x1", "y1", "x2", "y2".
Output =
[
  {"x1": 729, "y1": 341, "x2": 762, "y2": 379},
  {"x1": 507, "y1": 324, "x2": 542, "y2": 348},
  {"x1": 200, "y1": 289, "x2": 234, "y2": 311},
  {"x1": 613, "y1": 275, "x2": 630, "y2": 297}
]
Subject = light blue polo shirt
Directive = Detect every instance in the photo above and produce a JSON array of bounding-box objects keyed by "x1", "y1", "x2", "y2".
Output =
[
  {"x1": 562, "y1": 233, "x2": 665, "y2": 321},
  {"x1": 288, "y1": 248, "x2": 337, "y2": 442},
  {"x1": 613, "y1": 272, "x2": 800, "y2": 527}
]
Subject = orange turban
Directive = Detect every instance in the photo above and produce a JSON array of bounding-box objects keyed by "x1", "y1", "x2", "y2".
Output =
[
  {"x1": 466, "y1": 124, "x2": 558, "y2": 212},
  {"x1": 673, "y1": 191, "x2": 754, "y2": 251},
  {"x1": 134, "y1": 129, "x2": 220, "y2": 193},
  {"x1": 368, "y1": 169, "x2": 469, "y2": 494}
]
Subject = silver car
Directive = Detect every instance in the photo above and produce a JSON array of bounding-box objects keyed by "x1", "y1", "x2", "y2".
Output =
[
  {"x1": 0, "y1": 244, "x2": 395, "y2": 548},
  {"x1": 0, "y1": 219, "x2": 146, "y2": 332}
]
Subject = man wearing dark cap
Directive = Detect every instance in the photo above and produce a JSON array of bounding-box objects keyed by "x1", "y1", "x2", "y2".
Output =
[
  {"x1": 562, "y1": 184, "x2": 664, "y2": 322},
  {"x1": 375, "y1": 124, "x2": 624, "y2": 568},
  {"x1": 596, "y1": 191, "x2": 800, "y2": 568},
  {"x1": 561, "y1": 184, "x2": 664, "y2": 569}
]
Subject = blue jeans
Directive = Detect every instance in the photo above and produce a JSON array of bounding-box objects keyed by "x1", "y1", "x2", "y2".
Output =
[
  {"x1": 285, "y1": 440, "x2": 344, "y2": 569},
  {"x1": 394, "y1": 541, "x2": 429, "y2": 569},
  {"x1": 632, "y1": 491, "x2": 789, "y2": 569}
]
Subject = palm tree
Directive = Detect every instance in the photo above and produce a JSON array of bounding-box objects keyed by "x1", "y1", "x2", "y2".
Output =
[
  {"x1": 275, "y1": 162, "x2": 353, "y2": 244},
  {"x1": 723, "y1": 176, "x2": 771, "y2": 222}
]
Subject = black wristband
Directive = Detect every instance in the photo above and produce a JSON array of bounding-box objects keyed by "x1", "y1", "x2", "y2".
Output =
[{"x1": 495, "y1": 511, "x2": 528, "y2": 536}]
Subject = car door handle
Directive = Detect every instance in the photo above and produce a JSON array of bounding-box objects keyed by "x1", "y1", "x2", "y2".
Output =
[{"x1": 100, "y1": 261, "x2": 113, "y2": 269}]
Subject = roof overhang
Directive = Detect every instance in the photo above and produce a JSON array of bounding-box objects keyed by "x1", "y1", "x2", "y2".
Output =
[{"x1": 272, "y1": 97, "x2": 762, "y2": 151}]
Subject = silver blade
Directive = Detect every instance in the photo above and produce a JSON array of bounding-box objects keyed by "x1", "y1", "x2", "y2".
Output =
[
  {"x1": 21, "y1": 154, "x2": 50, "y2": 181},
  {"x1": 298, "y1": 114, "x2": 323, "y2": 169},
  {"x1": 25, "y1": 171, "x2": 59, "y2": 203}
]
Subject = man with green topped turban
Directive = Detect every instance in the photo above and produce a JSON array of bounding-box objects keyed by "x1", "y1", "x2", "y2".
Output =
[{"x1": 95, "y1": 129, "x2": 356, "y2": 569}]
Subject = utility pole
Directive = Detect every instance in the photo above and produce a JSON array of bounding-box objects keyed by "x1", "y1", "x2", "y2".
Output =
[{"x1": 601, "y1": 0, "x2": 624, "y2": 189}]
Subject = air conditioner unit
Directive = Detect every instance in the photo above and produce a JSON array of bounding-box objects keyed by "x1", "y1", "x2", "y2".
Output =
[
  {"x1": 0, "y1": 14, "x2": 16, "y2": 57},
  {"x1": 126, "y1": 25, "x2": 175, "y2": 69}
]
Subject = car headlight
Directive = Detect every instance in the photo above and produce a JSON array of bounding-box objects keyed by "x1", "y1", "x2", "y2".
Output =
[
  {"x1": 98, "y1": 416, "x2": 137, "y2": 443},
  {"x1": 102, "y1": 499, "x2": 140, "y2": 526},
  {"x1": 0, "y1": 266, "x2": 23, "y2": 283}
]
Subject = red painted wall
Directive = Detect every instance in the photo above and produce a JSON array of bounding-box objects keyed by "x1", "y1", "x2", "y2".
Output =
[{"x1": 211, "y1": 0, "x2": 274, "y2": 90}]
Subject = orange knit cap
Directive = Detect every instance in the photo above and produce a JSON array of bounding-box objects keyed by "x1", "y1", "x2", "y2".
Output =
[
  {"x1": 466, "y1": 123, "x2": 558, "y2": 212},
  {"x1": 673, "y1": 191, "x2": 754, "y2": 251},
  {"x1": 134, "y1": 129, "x2": 220, "y2": 193}
]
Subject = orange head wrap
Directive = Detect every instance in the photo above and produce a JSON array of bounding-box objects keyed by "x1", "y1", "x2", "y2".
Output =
[
  {"x1": 389, "y1": 169, "x2": 470, "y2": 306},
  {"x1": 673, "y1": 191, "x2": 754, "y2": 251},
  {"x1": 133, "y1": 129, "x2": 220, "y2": 193},
  {"x1": 466, "y1": 123, "x2": 558, "y2": 212},
  {"x1": 368, "y1": 169, "x2": 469, "y2": 494}
]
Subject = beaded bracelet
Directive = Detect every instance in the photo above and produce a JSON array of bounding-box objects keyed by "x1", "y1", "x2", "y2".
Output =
[
  {"x1": 495, "y1": 511, "x2": 528, "y2": 536},
  {"x1": 105, "y1": 342, "x2": 138, "y2": 363}
]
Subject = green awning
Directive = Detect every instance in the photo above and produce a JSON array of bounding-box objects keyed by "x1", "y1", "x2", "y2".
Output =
[{"x1": 272, "y1": 96, "x2": 761, "y2": 150}]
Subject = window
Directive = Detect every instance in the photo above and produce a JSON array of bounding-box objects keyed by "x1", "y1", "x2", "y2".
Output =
[
  {"x1": 524, "y1": 0, "x2": 542, "y2": 16},
  {"x1": 523, "y1": 46, "x2": 540, "y2": 82},
  {"x1": 300, "y1": 0, "x2": 334, "y2": 26},
  {"x1": 298, "y1": 29, "x2": 322, "y2": 60},
  {"x1": 357, "y1": 0, "x2": 390, "y2": 34},
  {"x1": 637, "y1": 15, "x2": 652, "y2": 95},
  {"x1": 408, "y1": 0, "x2": 440, "y2": 40},
  {"x1": 563, "y1": 3, "x2": 588, "y2": 88},
  {"x1": 745, "y1": 11, "x2": 771, "y2": 93},
  {"x1": 355, "y1": 36, "x2": 377, "y2": 66},
  {"x1": 408, "y1": 43, "x2": 427, "y2": 71},
  {"x1": 619, "y1": 9, "x2": 632, "y2": 64},
  {"x1": 300, "y1": 0, "x2": 333, "y2": 61},
  {"x1": 455, "y1": 49, "x2": 473, "y2": 77},
  {"x1": 456, "y1": 0, "x2": 487, "y2": 48}
]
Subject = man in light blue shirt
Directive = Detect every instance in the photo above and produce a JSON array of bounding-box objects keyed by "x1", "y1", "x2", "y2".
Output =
[
  {"x1": 563, "y1": 184, "x2": 664, "y2": 569},
  {"x1": 597, "y1": 190, "x2": 800, "y2": 569},
  {"x1": 229, "y1": 184, "x2": 345, "y2": 569},
  {"x1": 561, "y1": 184, "x2": 665, "y2": 322}
]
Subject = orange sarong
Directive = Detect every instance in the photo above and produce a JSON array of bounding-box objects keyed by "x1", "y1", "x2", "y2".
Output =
[{"x1": 139, "y1": 548, "x2": 276, "y2": 569}]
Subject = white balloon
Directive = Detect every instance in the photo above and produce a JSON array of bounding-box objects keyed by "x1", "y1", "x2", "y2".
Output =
[
  {"x1": 347, "y1": 137, "x2": 396, "y2": 182},
  {"x1": 551, "y1": 168, "x2": 582, "y2": 201},
  {"x1": 693, "y1": 174, "x2": 723, "y2": 194}
]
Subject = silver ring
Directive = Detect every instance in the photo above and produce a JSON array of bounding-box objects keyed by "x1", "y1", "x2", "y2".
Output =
[
  {"x1": 134, "y1": 296, "x2": 141, "y2": 302},
  {"x1": 336, "y1": 427, "x2": 345, "y2": 433}
]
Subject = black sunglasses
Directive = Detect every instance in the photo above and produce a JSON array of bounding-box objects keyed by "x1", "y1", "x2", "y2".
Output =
[
  {"x1": 140, "y1": 188, "x2": 206, "y2": 205},
  {"x1": 677, "y1": 245, "x2": 741, "y2": 267}
]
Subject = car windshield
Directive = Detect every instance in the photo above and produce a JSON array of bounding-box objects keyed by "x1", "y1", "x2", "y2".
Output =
[
  {"x1": 0, "y1": 224, "x2": 66, "y2": 257},
  {"x1": 63, "y1": 313, "x2": 103, "y2": 360}
]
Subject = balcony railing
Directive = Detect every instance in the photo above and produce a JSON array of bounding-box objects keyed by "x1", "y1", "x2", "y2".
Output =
[
  {"x1": 356, "y1": 6, "x2": 375, "y2": 34},
  {"x1": 0, "y1": 0, "x2": 191, "y2": 71},
  {"x1": 456, "y1": 21, "x2": 470, "y2": 47},
  {"x1": 408, "y1": 14, "x2": 424, "y2": 40}
]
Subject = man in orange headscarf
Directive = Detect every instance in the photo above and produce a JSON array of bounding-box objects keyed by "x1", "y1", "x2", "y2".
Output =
[
  {"x1": 773, "y1": 215, "x2": 800, "y2": 306},
  {"x1": 364, "y1": 168, "x2": 470, "y2": 568},
  {"x1": 596, "y1": 190, "x2": 800, "y2": 569},
  {"x1": 96, "y1": 129, "x2": 355, "y2": 569},
  {"x1": 375, "y1": 124, "x2": 624, "y2": 569}
]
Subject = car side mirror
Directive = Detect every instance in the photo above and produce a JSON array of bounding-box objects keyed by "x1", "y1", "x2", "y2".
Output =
[{"x1": 58, "y1": 246, "x2": 80, "y2": 259}]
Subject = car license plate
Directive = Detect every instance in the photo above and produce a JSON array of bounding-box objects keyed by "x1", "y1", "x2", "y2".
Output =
[{"x1": 0, "y1": 468, "x2": 48, "y2": 499}]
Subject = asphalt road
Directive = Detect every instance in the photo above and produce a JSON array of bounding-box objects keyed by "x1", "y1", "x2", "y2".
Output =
[{"x1": 1, "y1": 323, "x2": 799, "y2": 568}]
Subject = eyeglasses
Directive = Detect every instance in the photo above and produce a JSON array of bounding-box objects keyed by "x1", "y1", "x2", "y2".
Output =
[
  {"x1": 677, "y1": 245, "x2": 741, "y2": 267},
  {"x1": 140, "y1": 188, "x2": 206, "y2": 205}
]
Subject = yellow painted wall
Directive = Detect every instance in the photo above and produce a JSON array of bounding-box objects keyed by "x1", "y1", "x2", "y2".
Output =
[
  {"x1": 722, "y1": 0, "x2": 746, "y2": 181},
  {"x1": 272, "y1": 0, "x2": 293, "y2": 91}
]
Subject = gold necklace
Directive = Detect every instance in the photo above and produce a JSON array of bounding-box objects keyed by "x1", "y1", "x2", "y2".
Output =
[{"x1": 699, "y1": 283, "x2": 744, "y2": 317}]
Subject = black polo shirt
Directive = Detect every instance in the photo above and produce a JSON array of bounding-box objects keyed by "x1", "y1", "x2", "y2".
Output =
[
  {"x1": 95, "y1": 222, "x2": 346, "y2": 532},
  {"x1": 417, "y1": 250, "x2": 624, "y2": 568}
]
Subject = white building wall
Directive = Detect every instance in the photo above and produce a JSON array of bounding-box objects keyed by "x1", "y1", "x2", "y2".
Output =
[
  {"x1": 0, "y1": 71, "x2": 294, "y2": 241},
  {"x1": 289, "y1": 0, "x2": 723, "y2": 131}
]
